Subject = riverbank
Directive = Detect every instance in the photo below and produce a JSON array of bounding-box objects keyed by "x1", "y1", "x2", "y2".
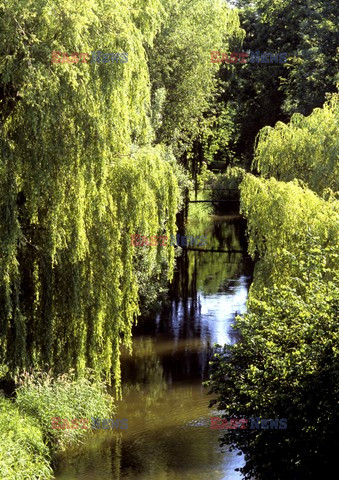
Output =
[{"x1": 0, "y1": 370, "x2": 113, "y2": 480}]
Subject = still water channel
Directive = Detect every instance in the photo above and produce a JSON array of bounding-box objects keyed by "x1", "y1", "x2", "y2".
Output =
[{"x1": 54, "y1": 209, "x2": 253, "y2": 480}]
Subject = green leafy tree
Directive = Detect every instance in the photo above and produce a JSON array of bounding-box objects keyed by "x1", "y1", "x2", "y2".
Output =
[
  {"x1": 207, "y1": 104, "x2": 338, "y2": 476},
  {"x1": 148, "y1": 0, "x2": 243, "y2": 164},
  {"x1": 207, "y1": 175, "x2": 338, "y2": 478},
  {"x1": 0, "y1": 0, "x2": 180, "y2": 387},
  {"x1": 208, "y1": 243, "x2": 339, "y2": 479},
  {"x1": 215, "y1": 0, "x2": 338, "y2": 166},
  {"x1": 239, "y1": 174, "x2": 338, "y2": 293},
  {"x1": 252, "y1": 93, "x2": 339, "y2": 196}
]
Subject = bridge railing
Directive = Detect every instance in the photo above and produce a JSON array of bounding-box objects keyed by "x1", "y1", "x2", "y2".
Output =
[{"x1": 188, "y1": 188, "x2": 240, "y2": 202}]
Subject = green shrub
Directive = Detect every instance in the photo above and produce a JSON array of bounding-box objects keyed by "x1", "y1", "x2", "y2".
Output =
[
  {"x1": 207, "y1": 174, "x2": 339, "y2": 479},
  {"x1": 207, "y1": 248, "x2": 339, "y2": 479},
  {"x1": 0, "y1": 396, "x2": 53, "y2": 480},
  {"x1": 253, "y1": 93, "x2": 339, "y2": 196},
  {"x1": 15, "y1": 370, "x2": 113, "y2": 451}
]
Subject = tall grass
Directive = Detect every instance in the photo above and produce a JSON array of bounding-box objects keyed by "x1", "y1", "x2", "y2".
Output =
[
  {"x1": 0, "y1": 369, "x2": 114, "y2": 479},
  {"x1": 0, "y1": 396, "x2": 53, "y2": 480},
  {"x1": 15, "y1": 370, "x2": 114, "y2": 451}
]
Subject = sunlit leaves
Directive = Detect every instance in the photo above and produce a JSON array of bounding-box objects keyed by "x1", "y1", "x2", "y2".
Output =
[
  {"x1": 148, "y1": 0, "x2": 243, "y2": 155},
  {"x1": 253, "y1": 93, "x2": 339, "y2": 195},
  {"x1": 239, "y1": 174, "x2": 338, "y2": 293},
  {"x1": 207, "y1": 108, "x2": 338, "y2": 477},
  {"x1": 0, "y1": 0, "x2": 180, "y2": 390}
]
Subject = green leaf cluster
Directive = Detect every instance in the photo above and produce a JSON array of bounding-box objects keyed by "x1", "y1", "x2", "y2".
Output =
[
  {"x1": 148, "y1": 0, "x2": 244, "y2": 155},
  {"x1": 253, "y1": 93, "x2": 339, "y2": 195},
  {"x1": 0, "y1": 395, "x2": 53, "y2": 480}
]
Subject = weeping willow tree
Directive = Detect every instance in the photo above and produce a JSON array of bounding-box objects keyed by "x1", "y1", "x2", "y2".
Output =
[
  {"x1": 0, "y1": 0, "x2": 181, "y2": 387},
  {"x1": 252, "y1": 92, "x2": 339, "y2": 196},
  {"x1": 239, "y1": 174, "x2": 338, "y2": 295}
]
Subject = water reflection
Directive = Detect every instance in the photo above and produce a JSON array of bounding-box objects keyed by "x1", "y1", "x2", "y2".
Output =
[{"x1": 54, "y1": 214, "x2": 253, "y2": 480}]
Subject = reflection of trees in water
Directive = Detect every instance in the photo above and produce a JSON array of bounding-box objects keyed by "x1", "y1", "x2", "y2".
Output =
[
  {"x1": 107, "y1": 387, "x2": 231, "y2": 480},
  {"x1": 121, "y1": 384, "x2": 210, "y2": 430},
  {"x1": 54, "y1": 216, "x2": 251, "y2": 480},
  {"x1": 122, "y1": 329, "x2": 213, "y2": 394},
  {"x1": 110, "y1": 425, "x2": 229, "y2": 480},
  {"x1": 108, "y1": 216, "x2": 252, "y2": 478},
  {"x1": 120, "y1": 340, "x2": 212, "y2": 424},
  {"x1": 163, "y1": 215, "x2": 253, "y2": 381},
  {"x1": 173, "y1": 216, "x2": 251, "y2": 298},
  {"x1": 156, "y1": 300, "x2": 215, "y2": 382},
  {"x1": 121, "y1": 338, "x2": 168, "y2": 409},
  {"x1": 56, "y1": 427, "x2": 227, "y2": 480}
]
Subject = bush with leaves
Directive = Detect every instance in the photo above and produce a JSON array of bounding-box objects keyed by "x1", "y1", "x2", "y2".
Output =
[
  {"x1": 0, "y1": 396, "x2": 53, "y2": 480},
  {"x1": 203, "y1": 166, "x2": 246, "y2": 201},
  {"x1": 253, "y1": 93, "x2": 339, "y2": 196},
  {"x1": 208, "y1": 240, "x2": 339, "y2": 479},
  {"x1": 15, "y1": 370, "x2": 113, "y2": 451},
  {"x1": 239, "y1": 174, "x2": 338, "y2": 293}
]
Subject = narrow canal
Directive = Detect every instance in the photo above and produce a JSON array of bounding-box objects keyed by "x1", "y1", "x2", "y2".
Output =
[{"x1": 54, "y1": 207, "x2": 253, "y2": 480}]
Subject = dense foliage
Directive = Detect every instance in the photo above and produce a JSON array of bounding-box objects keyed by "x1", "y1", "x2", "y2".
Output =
[
  {"x1": 0, "y1": 396, "x2": 53, "y2": 480},
  {"x1": 207, "y1": 97, "x2": 339, "y2": 479},
  {"x1": 148, "y1": 0, "x2": 243, "y2": 154},
  {"x1": 208, "y1": 244, "x2": 338, "y2": 478},
  {"x1": 0, "y1": 0, "x2": 178, "y2": 385},
  {"x1": 210, "y1": 0, "x2": 338, "y2": 166},
  {"x1": 15, "y1": 370, "x2": 112, "y2": 450},
  {"x1": 0, "y1": 0, "x2": 337, "y2": 478},
  {"x1": 253, "y1": 93, "x2": 339, "y2": 195},
  {"x1": 203, "y1": 166, "x2": 245, "y2": 201},
  {"x1": 240, "y1": 175, "x2": 338, "y2": 293},
  {"x1": 0, "y1": 370, "x2": 112, "y2": 478},
  {"x1": 237, "y1": 0, "x2": 338, "y2": 116},
  {"x1": 0, "y1": 0, "x2": 244, "y2": 386}
]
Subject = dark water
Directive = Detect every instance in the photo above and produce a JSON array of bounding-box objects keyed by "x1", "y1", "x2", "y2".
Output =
[{"x1": 54, "y1": 213, "x2": 253, "y2": 480}]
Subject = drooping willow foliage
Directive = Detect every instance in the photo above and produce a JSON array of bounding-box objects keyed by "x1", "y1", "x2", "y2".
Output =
[
  {"x1": 0, "y1": 0, "x2": 183, "y2": 386},
  {"x1": 209, "y1": 173, "x2": 339, "y2": 479},
  {"x1": 252, "y1": 93, "x2": 339, "y2": 196},
  {"x1": 240, "y1": 174, "x2": 339, "y2": 294}
]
